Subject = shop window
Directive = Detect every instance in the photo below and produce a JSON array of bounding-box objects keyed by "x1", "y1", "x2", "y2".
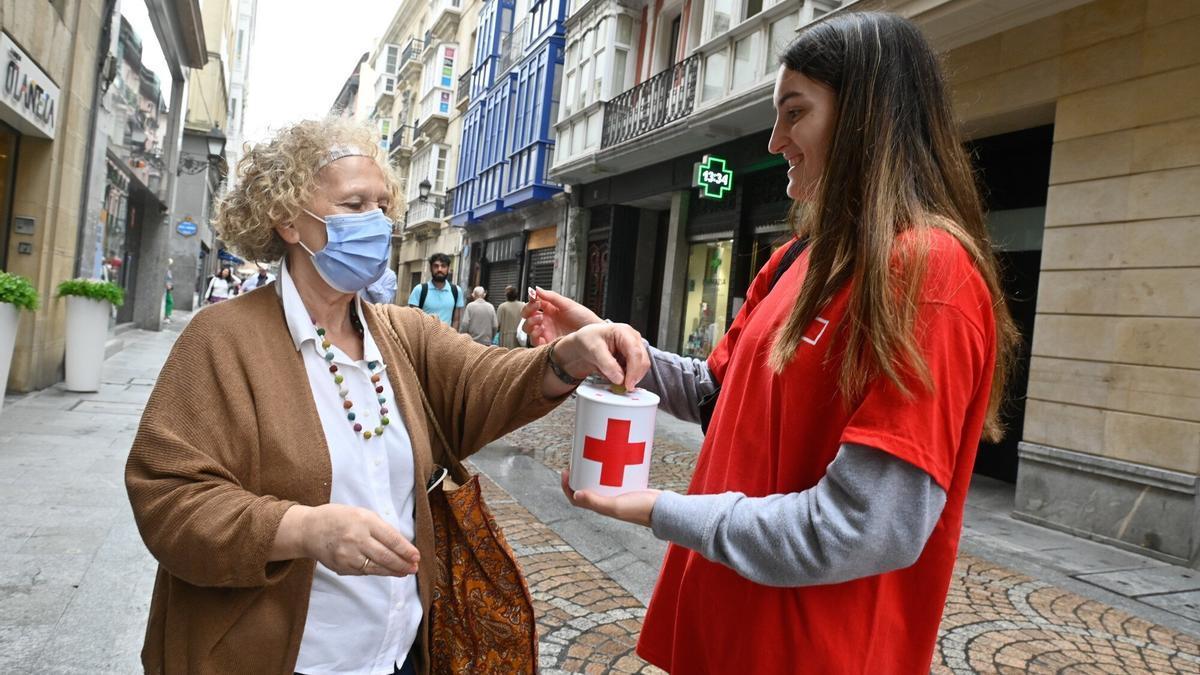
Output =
[{"x1": 680, "y1": 239, "x2": 733, "y2": 358}]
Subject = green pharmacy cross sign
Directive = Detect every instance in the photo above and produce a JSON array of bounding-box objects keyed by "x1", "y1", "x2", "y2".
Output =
[{"x1": 693, "y1": 155, "x2": 733, "y2": 200}]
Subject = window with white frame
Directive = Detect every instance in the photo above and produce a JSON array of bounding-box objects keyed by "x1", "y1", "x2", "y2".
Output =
[
  {"x1": 730, "y1": 30, "x2": 759, "y2": 90},
  {"x1": 612, "y1": 14, "x2": 633, "y2": 94},
  {"x1": 705, "y1": 0, "x2": 775, "y2": 41},
  {"x1": 560, "y1": 9, "x2": 636, "y2": 123},
  {"x1": 434, "y1": 144, "x2": 448, "y2": 192},
  {"x1": 705, "y1": 0, "x2": 733, "y2": 40},
  {"x1": 702, "y1": 48, "x2": 728, "y2": 101},
  {"x1": 562, "y1": 39, "x2": 578, "y2": 119},
  {"x1": 409, "y1": 145, "x2": 446, "y2": 200}
]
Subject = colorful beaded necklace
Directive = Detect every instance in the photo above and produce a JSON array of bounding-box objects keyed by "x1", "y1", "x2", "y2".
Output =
[{"x1": 311, "y1": 309, "x2": 390, "y2": 440}]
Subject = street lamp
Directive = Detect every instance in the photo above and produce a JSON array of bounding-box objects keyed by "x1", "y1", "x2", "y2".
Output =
[
  {"x1": 418, "y1": 178, "x2": 444, "y2": 216},
  {"x1": 205, "y1": 125, "x2": 227, "y2": 158},
  {"x1": 177, "y1": 125, "x2": 228, "y2": 176}
]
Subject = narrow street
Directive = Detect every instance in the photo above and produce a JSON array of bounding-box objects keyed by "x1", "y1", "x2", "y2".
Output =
[{"x1": 1, "y1": 316, "x2": 1197, "y2": 673}]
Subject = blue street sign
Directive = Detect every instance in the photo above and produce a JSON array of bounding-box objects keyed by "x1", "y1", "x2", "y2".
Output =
[{"x1": 177, "y1": 219, "x2": 198, "y2": 236}]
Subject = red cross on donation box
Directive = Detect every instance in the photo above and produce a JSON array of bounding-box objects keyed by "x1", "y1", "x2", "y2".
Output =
[
  {"x1": 570, "y1": 382, "x2": 660, "y2": 497},
  {"x1": 583, "y1": 419, "x2": 646, "y2": 487}
]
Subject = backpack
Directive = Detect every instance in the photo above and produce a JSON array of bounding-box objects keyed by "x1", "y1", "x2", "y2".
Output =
[
  {"x1": 697, "y1": 236, "x2": 808, "y2": 433},
  {"x1": 418, "y1": 282, "x2": 459, "y2": 310}
]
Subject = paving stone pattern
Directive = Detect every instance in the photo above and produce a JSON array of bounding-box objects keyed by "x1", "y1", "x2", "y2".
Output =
[
  {"x1": 479, "y1": 475, "x2": 664, "y2": 674},
  {"x1": 497, "y1": 398, "x2": 1200, "y2": 673}
]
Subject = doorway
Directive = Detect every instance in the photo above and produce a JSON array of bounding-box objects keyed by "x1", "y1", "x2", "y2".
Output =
[
  {"x1": 0, "y1": 122, "x2": 18, "y2": 269},
  {"x1": 968, "y1": 124, "x2": 1053, "y2": 483}
]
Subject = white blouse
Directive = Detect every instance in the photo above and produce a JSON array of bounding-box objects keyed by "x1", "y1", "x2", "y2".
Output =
[
  {"x1": 280, "y1": 261, "x2": 421, "y2": 675},
  {"x1": 205, "y1": 275, "x2": 237, "y2": 300}
]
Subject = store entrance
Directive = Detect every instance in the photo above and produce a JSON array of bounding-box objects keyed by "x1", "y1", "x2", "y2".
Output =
[
  {"x1": 968, "y1": 124, "x2": 1053, "y2": 483},
  {"x1": 0, "y1": 122, "x2": 17, "y2": 269}
]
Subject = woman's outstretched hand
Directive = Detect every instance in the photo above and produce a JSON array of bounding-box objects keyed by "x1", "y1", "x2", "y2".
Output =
[
  {"x1": 550, "y1": 322, "x2": 650, "y2": 392},
  {"x1": 521, "y1": 288, "x2": 603, "y2": 346},
  {"x1": 560, "y1": 470, "x2": 661, "y2": 528}
]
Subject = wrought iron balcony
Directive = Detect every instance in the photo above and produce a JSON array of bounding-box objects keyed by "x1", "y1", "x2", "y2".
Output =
[
  {"x1": 388, "y1": 124, "x2": 412, "y2": 161},
  {"x1": 601, "y1": 54, "x2": 700, "y2": 149},
  {"x1": 400, "y1": 38, "x2": 424, "y2": 80},
  {"x1": 457, "y1": 69, "x2": 471, "y2": 106}
]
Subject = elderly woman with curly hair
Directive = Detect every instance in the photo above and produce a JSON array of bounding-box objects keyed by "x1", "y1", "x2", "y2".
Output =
[{"x1": 125, "y1": 117, "x2": 648, "y2": 675}]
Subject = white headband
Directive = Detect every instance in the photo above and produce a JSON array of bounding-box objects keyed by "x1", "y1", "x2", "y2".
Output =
[{"x1": 317, "y1": 144, "x2": 371, "y2": 170}]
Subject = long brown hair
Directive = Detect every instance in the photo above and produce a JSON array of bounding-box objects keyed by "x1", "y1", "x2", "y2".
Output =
[{"x1": 771, "y1": 12, "x2": 1019, "y2": 442}]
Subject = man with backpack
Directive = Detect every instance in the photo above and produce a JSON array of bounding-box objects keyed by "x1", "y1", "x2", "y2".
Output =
[{"x1": 407, "y1": 252, "x2": 464, "y2": 329}]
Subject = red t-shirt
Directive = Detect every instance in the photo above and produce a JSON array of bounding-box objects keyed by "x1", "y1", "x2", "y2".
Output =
[{"x1": 638, "y1": 229, "x2": 996, "y2": 674}]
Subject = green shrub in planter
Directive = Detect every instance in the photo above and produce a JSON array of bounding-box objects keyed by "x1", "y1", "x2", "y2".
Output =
[
  {"x1": 0, "y1": 271, "x2": 40, "y2": 311},
  {"x1": 56, "y1": 279, "x2": 125, "y2": 307}
]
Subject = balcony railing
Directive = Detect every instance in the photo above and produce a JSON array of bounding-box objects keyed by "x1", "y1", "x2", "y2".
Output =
[
  {"x1": 389, "y1": 124, "x2": 411, "y2": 155},
  {"x1": 400, "y1": 38, "x2": 424, "y2": 76},
  {"x1": 601, "y1": 54, "x2": 700, "y2": 149},
  {"x1": 407, "y1": 198, "x2": 444, "y2": 227},
  {"x1": 457, "y1": 69, "x2": 471, "y2": 104}
]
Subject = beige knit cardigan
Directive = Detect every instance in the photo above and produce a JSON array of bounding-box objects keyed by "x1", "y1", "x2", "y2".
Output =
[{"x1": 125, "y1": 286, "x2": 563, "y2": 674}]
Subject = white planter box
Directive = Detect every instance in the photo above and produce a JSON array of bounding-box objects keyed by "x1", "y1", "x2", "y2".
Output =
[
  {"x1": 64, "y1": 296, "x2": 111, "y2": 392},
  {"x1": 0, "y1": 302, "x2": 17, "y2": 414}
]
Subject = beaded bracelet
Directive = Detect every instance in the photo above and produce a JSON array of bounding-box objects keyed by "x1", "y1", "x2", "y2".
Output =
[{"x1": 546, "y1": 340, "x2": 585, "y2": 386}]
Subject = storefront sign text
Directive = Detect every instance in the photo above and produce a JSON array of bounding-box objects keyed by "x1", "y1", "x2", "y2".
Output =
[
  {"x1": 0, "y1": 33, "x2": 59, "y2": 139},
  {"x1": 693, "y1": 155, "x2": 733, "y2": 200}
]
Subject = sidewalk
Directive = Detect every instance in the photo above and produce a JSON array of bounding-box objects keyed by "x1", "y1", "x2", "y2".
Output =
[
  {"x1": 0, "y1": 314, "x2": 188, "y2": 672},
  {"x1": 0, "y1": 318, "x2": 1196, "y2": 673}
]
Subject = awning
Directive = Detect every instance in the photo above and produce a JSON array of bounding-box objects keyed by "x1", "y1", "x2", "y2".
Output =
[{"x1": 218, "y1": 249, "x2": 244, "y2": 264}]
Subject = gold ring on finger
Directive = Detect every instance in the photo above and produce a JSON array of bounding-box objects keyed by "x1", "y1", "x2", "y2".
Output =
[{"x1": 359, "y1": 556, "x2": 372, "y2": 572}]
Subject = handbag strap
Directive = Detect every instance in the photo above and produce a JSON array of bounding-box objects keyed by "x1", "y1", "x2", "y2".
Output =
[{"x1": 372, "y1": 307, "x2": 471, "y2": 486}]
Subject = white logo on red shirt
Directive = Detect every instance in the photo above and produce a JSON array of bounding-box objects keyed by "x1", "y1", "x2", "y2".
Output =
[{"x1": 801, "y1": 316, "x2": 830, "y2": 345}]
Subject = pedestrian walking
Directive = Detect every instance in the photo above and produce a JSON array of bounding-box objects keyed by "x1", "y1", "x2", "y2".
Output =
[
  {"x1": 459, "y1": 286, "x2": 498, "y2": 345},
  {"x1": 203, "y1": 267, "x2": 239, "y2": 304},
  {"x1": 163, "y1": 259, "x2": 174, "y2": 324},
  {"x1": 361, "y1": 266, "x2": 398, "y2": 305},
  {"x1": 523, "y1": 12, "x2": 1019, "y2": 674},
  {"x1": 239, "y1": 265, "x2": 276, "y2": 293},
  {"x1": 124, "y1": 116, "x2": 648, "y2": 675},
  {"x1": 496, "y1": 286, "x2": 526, "y2": 348},
  {"x1": 407, "y1": 253, "x2": 463, "y2": 329}
]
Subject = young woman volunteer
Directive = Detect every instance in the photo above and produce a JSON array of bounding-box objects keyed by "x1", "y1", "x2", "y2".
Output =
[{"x1": 524, "y1": 11, "x2": 1019, "y2": 673}]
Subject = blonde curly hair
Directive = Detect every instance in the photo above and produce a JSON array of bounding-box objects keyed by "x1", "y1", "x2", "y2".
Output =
[{"x1": 213, "y1": 117, "x2": 404, "y2": 261}]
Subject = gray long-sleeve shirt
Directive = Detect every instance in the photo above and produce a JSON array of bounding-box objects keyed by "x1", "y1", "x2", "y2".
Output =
[{"x1": 633, "y1": 343, "x2": 947, "y2": 587}]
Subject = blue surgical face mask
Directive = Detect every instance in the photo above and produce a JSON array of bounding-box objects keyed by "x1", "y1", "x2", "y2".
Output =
[{"x1": 297, "y1": 208, "x2": 393, "y2": 294}]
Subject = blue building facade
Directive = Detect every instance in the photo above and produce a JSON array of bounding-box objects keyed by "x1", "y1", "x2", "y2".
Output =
[{"x1": 450, "y1": 0, "x2": 567, "y2": 226}]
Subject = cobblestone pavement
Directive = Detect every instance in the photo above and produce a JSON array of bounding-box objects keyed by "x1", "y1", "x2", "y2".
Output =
[
  {"x1": 492, "y1": 399, "x2": 1200, "y2": 673},
  {"x1": 479, "y1": 475, "x2": 664, "y2": 674}
]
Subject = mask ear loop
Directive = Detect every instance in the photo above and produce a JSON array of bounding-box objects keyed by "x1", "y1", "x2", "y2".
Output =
[{"x1": 294, "y1": 208, "x2": 327, "y2": 257}]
